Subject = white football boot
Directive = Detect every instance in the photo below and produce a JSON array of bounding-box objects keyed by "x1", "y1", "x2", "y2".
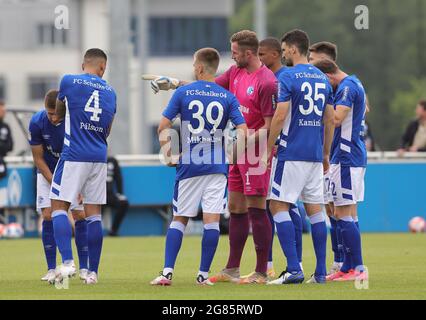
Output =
[
  {"x1": 41, "y1": 269, "x2": 57, "y2": 284},
  {"x1": 84, "y1": 271, "x2": 98, "y2": 285}
]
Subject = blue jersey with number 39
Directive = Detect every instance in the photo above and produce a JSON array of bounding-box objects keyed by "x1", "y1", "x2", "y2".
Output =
[
  {"x1": 162, "y1": 80, "x2": 245, "y2": 181},
  {"x1": 58, "y1": 73, "x2": 117, "y2": 163},
  {"x1": 277, "y1": 64, "x2": 333, "y2": 162}
]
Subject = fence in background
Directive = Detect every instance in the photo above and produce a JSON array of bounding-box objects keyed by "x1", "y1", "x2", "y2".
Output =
[{"x1": 1, "y1": 152, "x2": 425, "y2": 236}]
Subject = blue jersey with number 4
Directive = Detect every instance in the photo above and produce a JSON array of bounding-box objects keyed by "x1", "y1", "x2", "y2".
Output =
[
  {"x1": 58, "y1": 73, "x2": 116, "y2": 163},
  {"x1": 331, "y1": 75, "x2": 367, "y2": 167},
  {"x1": 28, "y1": 110, "x2": 64, "y2": 174},
  {"x1": 162, "y1": 80, "x2": 245, "y2": 181},
  {"x1": 277, "y1": 64, "x2": 333, "y2": 162}
]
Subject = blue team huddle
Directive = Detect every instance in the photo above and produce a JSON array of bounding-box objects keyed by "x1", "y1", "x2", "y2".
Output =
[{"x1": 29, "y1": 29, "x2": 367, "y2": 287}]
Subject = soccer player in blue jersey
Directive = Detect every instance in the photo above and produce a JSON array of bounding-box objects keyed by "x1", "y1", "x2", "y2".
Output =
[
  {"x1": 309, "y1": 42, "x2": 346, "y2": 275},
  {"x1": 50, "y1": 48, "x2": 116, "y2": 285},
  {"x1": 258, "y1": 37, "x2": 304, "y2": 277},
  {"x1": 150, "y1": 48, "x2": 247, "y2": 286},
  {"x1": 265, "y1": 30, "x2": 335, "y2": 284},
  {"x1": 29, "y1": 90, "x2": 89, "y2": 284},
  {"x1": 313, "y1": 59, "x2": 367, "y2": 282}
]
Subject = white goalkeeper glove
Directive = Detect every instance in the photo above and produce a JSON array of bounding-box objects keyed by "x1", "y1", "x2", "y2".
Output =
[{"x1": 150, "y1": 76, "x2": 180, "y2": 94}]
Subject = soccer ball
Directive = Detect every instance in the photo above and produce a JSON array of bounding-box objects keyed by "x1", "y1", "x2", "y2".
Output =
[
  {"x1": 408, "y1": 217, "x2": 426, "y2": 233},
  {"x1": 3, "y1": 223, "x2": 25, "y2": 239}
]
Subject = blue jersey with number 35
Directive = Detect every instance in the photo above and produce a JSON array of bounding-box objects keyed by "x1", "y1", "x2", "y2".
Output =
[
  {"x1": 162, "y1": 80, "x2": 245, "y2": 181},
  {"x1": 58, "y1": 73, "x2": 117, "y2": 163},
  {"x1": 277, "y1": 64, "x2": 333, "y2": 162}
]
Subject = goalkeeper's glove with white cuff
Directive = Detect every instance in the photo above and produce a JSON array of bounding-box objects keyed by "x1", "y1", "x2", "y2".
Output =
[{"x1": 150, "y1": 76, "x2": 180, "y2": 94}]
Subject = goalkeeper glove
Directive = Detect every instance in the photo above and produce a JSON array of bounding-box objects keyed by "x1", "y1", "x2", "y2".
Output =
[{"x1": 150, "y1": 76, "x2": 180, "y2": 94}]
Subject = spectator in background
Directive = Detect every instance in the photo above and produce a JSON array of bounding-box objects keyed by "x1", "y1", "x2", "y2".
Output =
[
  {"x1": 398, "y1": 99, "x2": 426, "y2": 155},
  {"x1": 106, "y1": 155, "x2": 129, "y2": 236},
  {"x1": 0, "y1": 101, "x2": 13, "y2": 218},
  {"x1": 0, "y1": 101, "x2": 13, "y2": 178},
  {"x1": 364, "y1": 121, "x2": 376, "y2": 151}
]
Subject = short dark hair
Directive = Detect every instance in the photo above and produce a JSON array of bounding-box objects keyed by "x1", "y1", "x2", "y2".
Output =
[
  {"x1": 84, "y1": 48, "x2": 107, "y2": 62},
  {"x1": 0, "y1": 100, "x2": 4, "y2": 107},
  {"x1": 230, "y1": 30, "x2": 259, "y2": 54},
  {"x1": 281, "y1": 29, "x2": 310, "y2": 56},
  {"x1": 309, "y1": 41, "x2": 338, "y2": 61},
  {"x1": 418, "y1": 99, "x2": 426, "y2": 110},
  {"x1": 259, "y1": 37, "x2": 282, "y2": 54},
  {"x1": 45, "y1": 89, "x2": 59, "y2": 109},
  {"x1": 313, "y1": 59, "x2": 339, "y2": 74},
  {"x1": 194, "y1": 48, "x2": 220, "y2": 74}
]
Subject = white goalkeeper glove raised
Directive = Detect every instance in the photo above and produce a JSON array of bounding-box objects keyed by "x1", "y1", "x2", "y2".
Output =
[{"x1": 150, "y1": 76, "x2": 180, "y2": 94}]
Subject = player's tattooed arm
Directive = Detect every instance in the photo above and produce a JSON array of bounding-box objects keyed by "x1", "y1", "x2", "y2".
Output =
[
  {"x1": 334, "y1": 105, "x2": 351, "y2": 127},
  {"x1": 322, "y1": 104, "x2": 335, "y2": 173},
  {"x1": 55, "y1": 99, "x2": 66, "y2": 121},
  {"x1": 158, "y1": 117, "x2": 180, "y2": 167},
  {"x1": 31, "y1": 145, "x2": 53, "y2": 184}
]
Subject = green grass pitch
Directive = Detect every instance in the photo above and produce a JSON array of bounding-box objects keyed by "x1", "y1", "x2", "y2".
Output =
[{"x1": 0, "y1": 233, "x2": 425, "y2": 300}]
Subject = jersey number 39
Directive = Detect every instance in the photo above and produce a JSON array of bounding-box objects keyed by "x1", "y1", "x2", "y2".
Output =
[
  {"x1": 188, "y1": 100, "x2": 224, "y2": 134},
  {"x1": 85, "y1": 90, "x2": 103, "y2": 122}
]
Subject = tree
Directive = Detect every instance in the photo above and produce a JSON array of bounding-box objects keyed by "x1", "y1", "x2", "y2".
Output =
[{"x1": 229, "y1": 0, "x2": 426, "y2": 149}]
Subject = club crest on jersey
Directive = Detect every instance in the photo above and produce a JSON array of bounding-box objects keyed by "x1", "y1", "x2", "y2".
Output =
[{"x1": 247, "y1": 86, "x2": 254, "y2": 96}]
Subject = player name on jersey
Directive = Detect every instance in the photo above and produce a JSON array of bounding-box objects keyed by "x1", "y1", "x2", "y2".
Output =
[{"x1": 79, "y1": 122, "x2": 104, "y2": 133}]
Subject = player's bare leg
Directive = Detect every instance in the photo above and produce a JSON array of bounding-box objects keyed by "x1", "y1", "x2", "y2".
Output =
[
  {"x1": 239, "y1": 195, "x2": 272, "y2": 284},
  {"x1": 209, "y1": 191, "x2": 247, "y2": 283}
]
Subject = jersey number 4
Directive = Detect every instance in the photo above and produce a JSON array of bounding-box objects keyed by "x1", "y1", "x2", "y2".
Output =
[{"x1": 85, "y1": 90, "x2": 103, "y2": 122}]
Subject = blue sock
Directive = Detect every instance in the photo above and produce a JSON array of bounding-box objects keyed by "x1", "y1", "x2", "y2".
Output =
[
  {"x1": 87, "y1": 215, "x2": 103, "y2": 274},
  {"x1": 274, "y1": 211, "x2": 301, "y2": 273},
  {"x1": 353, "y1": 217, "x2": 361, "y2": 269},
  {"x1": 75, "y1": 219, "x2": 88, "y2": 270},
  {"x1": 200, "y1": 223, "x2": 220, "y2": 273},
  {"x1": 338, "y1": 217, "x2": 364, "y2": 272},
  {"x1": 52, "y1": 210, "x2": 73, "y2": 262},
  {"x1": 336, "y1": 222, "x2": 345, "y2": 263},
  {"x1": 329, "y1": 216, "x2": 342, "y2": 263},
  {"x1": 340, "y1": 232, "x2": 352, "y2": 273},
  {"x1": 42, "y1": 220, "x2": 57, "y2": 270},
  {"x1": 267, "y1": 204, "x2": 275, "y2": 263},
  {"x1": 164, "y1": 221, "x2": 185, "y2": 270},
  {"x1": 309, "y1": 212, "x2": 327, "y2": 277},
  {"x1": 289, "y1": 205, "x2": 303, "y2": 263}
]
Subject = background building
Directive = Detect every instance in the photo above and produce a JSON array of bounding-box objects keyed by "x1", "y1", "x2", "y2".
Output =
[{"x1": 0, "y1": 0, "x2": 235, "y2": 155}]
